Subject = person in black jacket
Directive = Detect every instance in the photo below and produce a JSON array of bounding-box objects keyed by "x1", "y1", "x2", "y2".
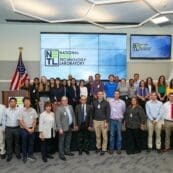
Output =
[
  {"x1": 75, "y1": 95, "x2": 93, "y2": 155},
  {"x1": 67, "y1": 78, "x2": 80, "y2": 109},
  {"x1": 93, "y1": 91, "x2": 110, "y2": 156},
  {"x1": 124, "y1": 96, "x2": 146, "y2": 155}
]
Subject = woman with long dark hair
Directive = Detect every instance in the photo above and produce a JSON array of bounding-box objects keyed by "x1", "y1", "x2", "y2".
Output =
[
  {"x1": 156, "y1": 75, "x2": 167, "y2": 102},
  {"x1": 125, "y1": 97, "x2": 146, "y2": 155}
]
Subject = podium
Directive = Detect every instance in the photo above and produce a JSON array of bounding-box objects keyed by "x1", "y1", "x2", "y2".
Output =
[{"x1": 2, "y1": 90, "x2": 29, "y2": 107}]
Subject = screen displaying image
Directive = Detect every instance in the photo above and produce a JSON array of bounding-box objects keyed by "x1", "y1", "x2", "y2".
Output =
[
  {"x1": 40, "y1": 33, "x2": 127, "y2": 80},
  {"x1": 130, "y1": 35, "x2": 171, "y2": 59}
]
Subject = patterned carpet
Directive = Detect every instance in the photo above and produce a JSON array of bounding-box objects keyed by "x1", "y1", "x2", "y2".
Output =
[{"x1": 0, "y1": 150, "x2": 173, "y2": 173}]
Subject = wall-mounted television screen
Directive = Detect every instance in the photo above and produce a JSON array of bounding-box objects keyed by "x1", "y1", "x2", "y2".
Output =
[
  {"x1": 130, "y1": 35, "x2": 171, "y2": 59},
  {"x1": 40, "y1": 33, "x2": 127, "y2": 80}
]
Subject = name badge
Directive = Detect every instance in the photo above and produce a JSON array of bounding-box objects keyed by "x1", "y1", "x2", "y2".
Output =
[
  {"x1": 97, "y1": 104, "x2": 100, "y2": 109},
  {"x1": 64, "y1": 112, "x2": 67, "y2": 116},
  {"x1": 130, "y1": 113, "x2": 133, "y2": 118}
]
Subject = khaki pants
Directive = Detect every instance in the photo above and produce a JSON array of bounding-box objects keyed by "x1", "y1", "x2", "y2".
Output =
[
  {"x1": 147, "y1": 120, "x2": 162, "y2": 149},
  {"x1": 0, "y1": 126, "x2": 6, "y2": 155},
  {"x1": 164, "y1": 120, "x2": 173, "y2": 149},
  {"x1": 93, "y1": 120, "x2": 108, "y2": 151}
]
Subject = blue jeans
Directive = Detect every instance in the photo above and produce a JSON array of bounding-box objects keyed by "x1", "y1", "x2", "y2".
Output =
[
  {"x1": 20, "y1": 129, "x2": 35, "y2": 158},
  {"x1": 109, "y1": 119, "x2": 122, "y2": 150}
]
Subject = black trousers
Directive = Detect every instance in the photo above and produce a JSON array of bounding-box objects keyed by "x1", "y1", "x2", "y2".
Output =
[
  {"x1": 126, "y1": 128, "x2": 142, "y2": 154},
  {"x1": 5, "y1": 127, "x2": 20, "y2": 156},
  {"x1": 78, "y1": 124, "x2": 90, "y2": 152},
  {"x1": 41, "y1": 138, "x2": 52, "y2": 159},
  {"x1": 58, "y1": 129, "x2": 72, "y2": 157}
]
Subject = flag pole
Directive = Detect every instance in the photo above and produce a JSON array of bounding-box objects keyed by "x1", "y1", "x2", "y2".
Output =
[{"x1": 18, "y1": 47, "x2": 23, "y2": 89}]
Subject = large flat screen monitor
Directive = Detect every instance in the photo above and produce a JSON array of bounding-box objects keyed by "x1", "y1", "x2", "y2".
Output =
[
  {"x1": 130, "y1": 34, "x2": 171, "y2": 59},
  {"x1": 40, "y1": 33, "x2": 127, "y2": 80}
]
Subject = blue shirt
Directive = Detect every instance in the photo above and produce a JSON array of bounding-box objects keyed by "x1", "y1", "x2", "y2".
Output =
[
  {"x1": 104, "y1": 82, "x2": 118, "y2": 98},
  {"x1": 145, "y1": 100, "x2": 164, "y2": 121}
]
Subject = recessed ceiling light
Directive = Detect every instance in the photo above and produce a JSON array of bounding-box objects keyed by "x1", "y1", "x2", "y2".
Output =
[{"x1": 151, "y1": 16, "x2": 169, "y2": 24}]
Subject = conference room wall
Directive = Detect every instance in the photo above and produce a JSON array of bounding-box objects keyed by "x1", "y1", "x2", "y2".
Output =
[{"x1": 0, "y1": 23, "x2": 173, "y2": 103}]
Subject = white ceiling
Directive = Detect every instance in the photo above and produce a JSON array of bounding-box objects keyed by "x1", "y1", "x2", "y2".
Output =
[{"x1": 0, "y1": 0, "x2": 173, "y2": 29}]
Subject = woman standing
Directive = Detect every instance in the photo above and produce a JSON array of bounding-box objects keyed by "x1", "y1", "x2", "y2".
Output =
[
  {"x1": 125, "y1": 97, "x2": 146, "y2": 155},
  {"x1": 137, "y1": 80, "x2": 149, "y2": 110},
  {"x1": 39, "y1": 102, "x2": 56, "y2": 162},
  {"x1": 145, "y1": 77, "x2": 156, "y2": 95},
  {"x1": 79, "y1": 79, "x2": 88, "y2": 97},
  {"x1": 166, "y1": 78, "x2": 173, "y2": 96},
  {"x1": 156, "y1": 75, "x2": 167, "y2": 103},
  {"x1": 118, "y1": 78, "x2": 129, "y2": 104},
  {"x1": 38, "y1": 76, "x2": 50, "y2": 113}
]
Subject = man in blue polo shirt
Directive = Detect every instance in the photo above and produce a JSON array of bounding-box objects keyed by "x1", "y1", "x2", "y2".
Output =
[{"x1": 104, "y1": 74, "x2": 118, "y2": 101}]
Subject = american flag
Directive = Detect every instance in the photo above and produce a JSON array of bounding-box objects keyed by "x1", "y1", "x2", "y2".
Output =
[{"x1": 10, "y1": 51, "x2": 29, "y2": 90}]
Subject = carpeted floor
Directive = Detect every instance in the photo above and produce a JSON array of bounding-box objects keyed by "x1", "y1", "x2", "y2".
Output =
[{"x1": 0, "y1": 150, "x2": 173, "y2": 173}]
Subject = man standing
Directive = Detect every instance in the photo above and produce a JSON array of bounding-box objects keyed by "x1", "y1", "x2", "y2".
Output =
[
  {"x1": 75, "y1": 95, "x2": 93, "y2": 155},
  {"x1": 91, "y1": 74, "x2": 104, "y2": 100},
  {"x1": 163, "y1": 93, "x2": 173, "y2": 152},
  {"x1": 104, "y1": 74, "x2": 118, "y2": 101},
  {"x1": 55, "y1": 96, "x2": 77, "y2": 161},
  {"x1": 146, "y1": 92, "x2": 164, "y2": 153},
  {"x1": 18, "y1": 97, "x2": 38, "y2": 163},
  {"x1": 0, "y1": 104, "x2": 6, "y2": 159},
  {"x1": 109, "y1": 91, "x2": 126, "y2": 154},
  {"x1": 93, "y1": 91, "x2": 110, "y2": 155},
  {"x1": 2, "y1": 97, "x2": 21, "y2": 162}
]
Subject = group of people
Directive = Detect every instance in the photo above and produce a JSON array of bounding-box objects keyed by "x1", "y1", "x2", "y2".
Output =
[{"x1": 0, "y1": 73, "x2": 173, "y2": 163}]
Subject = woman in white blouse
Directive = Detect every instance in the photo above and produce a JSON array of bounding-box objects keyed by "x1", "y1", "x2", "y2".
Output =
[
  {"x1": 39, "y1": 102, "x2": 56, "y2": 162},
  {"x1": 79, "y1": 80, "x2": 88, "y2": 97}
]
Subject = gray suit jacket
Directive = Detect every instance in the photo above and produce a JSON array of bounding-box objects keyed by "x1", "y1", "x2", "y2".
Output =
[{"x1": 55, "y1": 105, "x2": 76, "y2": 131}]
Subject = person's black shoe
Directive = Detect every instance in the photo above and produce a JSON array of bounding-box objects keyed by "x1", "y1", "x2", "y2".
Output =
[
  {"x1": 116, "y1": 150, "x2": 122, "y2": 155},
  {"x1": 23, "y1": 157, "x2": 27, "y2": 163},
  {"x1": 59, "y1": 156, "x2": 66, "y2": 161},
  {"x1": 79, "y1": 151, "x2": 83, "y2": 155},
  {"x1": 42, "y1": 157, "x2": 47, "y2": 162},
  {"x1": 65, "y1": 152, "x2": 74, "y2": 156},
  {"x1": 134, "y1": 150, "x2": 141, "y2": 154},
  {"x1": 47, "y1": 155, "x2": 54, "y2": 159},
  {"x1": 6, "y1": 155, "x2": 12, "y2": 162},
  {"x1": 1, "y1": 154, "x2": 6, "y2": 159},
  {"x1": 100, "y1": 151, "x2": 105, "y2": 156},
  {"x1": 95, "y1": 148, "x2": 101, "y2": 154},
  {"x1": 108, "y1": 150, "x2": 114, "y2": 155},
  {"x1": 147, "y1": 148, "x2": 152, "y2": 153},
  {"x1": 16, "y1": 154, "x2": 21, "y2": 159},
  {"x1": 157, "y1": 149, "x2": 162, "y2": 154},
  {"x1": 126, "y1": 151, "x2": 134, "y2": 155},
  {"x1": 85, "y1": 151, "x2": 90, "y2": 155}
]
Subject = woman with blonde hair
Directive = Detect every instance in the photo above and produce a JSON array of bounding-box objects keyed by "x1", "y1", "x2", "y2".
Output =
[{"x1": 38, "y1": 76, "x2": 50, "y2": 113}]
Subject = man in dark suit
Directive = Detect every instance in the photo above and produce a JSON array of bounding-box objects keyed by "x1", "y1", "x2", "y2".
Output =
[
  {"x1": 75, "y1": 95, "x2": 93, "y2": 155},
  {"x1": 55, "y1": 96, "x2": 78, "y2": 161}
]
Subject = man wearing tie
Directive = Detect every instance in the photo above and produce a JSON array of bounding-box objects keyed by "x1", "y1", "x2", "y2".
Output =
[
  {"x1": 75, "y1": 95, "x2": 93, "y2": 155},
  {"x1": 55, "y1": 96, "x2": 78, "y2": 161},
  {"x1": 163, "y1": 92, "x2": 173, "y2": 152}
]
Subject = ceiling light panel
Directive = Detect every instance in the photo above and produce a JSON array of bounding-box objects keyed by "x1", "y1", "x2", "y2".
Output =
[
  {"x1": 151, "y1": 16, "x2": 169, "y2": 24},
  {"x1": 12, "y1": 0, "x2": 92, "y2": 21},
  {"x1": 145, "y1": 0, "x2": 173, "y2": 11},
  {"x1": 87, "y1": 1, "x2": 155, "y2": 23}
]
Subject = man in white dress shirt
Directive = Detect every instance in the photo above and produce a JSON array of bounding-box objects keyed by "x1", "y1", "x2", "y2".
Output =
[
  {"x1": 163, "y1": 93, "x2": 173, "y2": 152},
  {"x1": 2, "y1": 97, "x2": 21, "y2": 162}
]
